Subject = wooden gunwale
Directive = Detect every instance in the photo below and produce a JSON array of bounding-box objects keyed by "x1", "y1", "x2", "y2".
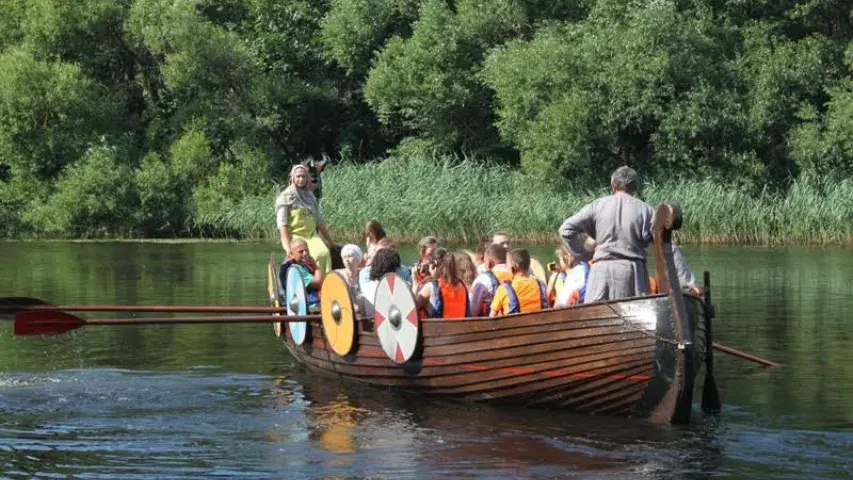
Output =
[
  {"x1": 415, "y1": 295, "x2": 668, "y2": 335},
  {"x1": 421, "y1": 317, "x2": 632, "y2": 347}
]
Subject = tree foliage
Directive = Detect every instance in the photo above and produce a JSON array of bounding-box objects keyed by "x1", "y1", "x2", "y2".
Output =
[{"x1": 0, "y1": 0, "x2": 852, "y2": 237}]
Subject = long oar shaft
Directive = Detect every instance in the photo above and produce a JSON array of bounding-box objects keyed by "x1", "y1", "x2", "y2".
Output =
[
  {"x1": 713, "y1": 342, "x2": 780, "y2": 368},
  {"x1": 13, "y1": 310, "x2": 321, "y2": 336},
  {"x1": 6, "y1": 304, "x2": 291, "y2": 314},
  {"x1": 84, "y1": 315, "x2": 318, "y2": 325}
]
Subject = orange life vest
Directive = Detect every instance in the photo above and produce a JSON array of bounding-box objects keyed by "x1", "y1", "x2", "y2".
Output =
[
  {"x1": 649, "y1": 276, "x2": 658, "y2": 294},
  {"x1": 422, "y1": 279, "x2": 470, "y2": 319}
]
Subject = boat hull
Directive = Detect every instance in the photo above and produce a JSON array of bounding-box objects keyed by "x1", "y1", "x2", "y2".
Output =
[{"x1": 279, "y1": 294, "x2": 703, "y2": 422}]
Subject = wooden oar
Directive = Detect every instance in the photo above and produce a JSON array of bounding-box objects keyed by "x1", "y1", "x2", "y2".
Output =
[
  {"x1": 14, "y1": 310, "x2": 319, "y2": 337},
  {"x1": 712, "y1": 342, "x2": 780, "y2": 368},
  {"x1": 701, "y1": 271, "x2": 721, "y2": 413},
  {"x1": 1, "y1": 297, "x2": 291, "y2": 314}
]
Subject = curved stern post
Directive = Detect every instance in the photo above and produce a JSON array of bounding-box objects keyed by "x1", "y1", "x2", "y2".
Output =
[{"x1": 650, "y1": 203, "x2": 696, "y2": 424}]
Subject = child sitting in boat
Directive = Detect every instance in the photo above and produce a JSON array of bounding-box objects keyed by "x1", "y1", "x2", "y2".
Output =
[
  {"x1": 469, "y1": 243, "x2": 513, "y2": 316},
  {"x1": 489, "y1": 248, "x2": 548, "y2": 316},
  {"x1": 411, "y1": 236, "x2": 440, "y2": 291},
  {"x1": 280, "y1": 238, "x2": 324, "y2": 312},
  {"x1": 415, "y1": 247, "x2": 470, "y2": 319},
  {"x1": 552, "y1": 237, "x2": 595, "y2": 307},
  {"x1": 359, "y1": 247, "x2": 406, "y2": 318},
  {"x1": 363, "y1": 219, "x2": 394, "y2": 266},
  {"x1": 335, "y1": 244, "x2": 364, "y2": 313}
]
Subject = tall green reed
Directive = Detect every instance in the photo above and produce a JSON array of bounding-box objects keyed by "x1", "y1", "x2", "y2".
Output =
[{"x1": 195, "y1": 158, "x2": 853, "y2": 245}]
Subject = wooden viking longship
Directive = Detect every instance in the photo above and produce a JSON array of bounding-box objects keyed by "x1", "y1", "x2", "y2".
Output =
[{"x1": 267, "y1": 204, "x2": 714, "y2": 424}]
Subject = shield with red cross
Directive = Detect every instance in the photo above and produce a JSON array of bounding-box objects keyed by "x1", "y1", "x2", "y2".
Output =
[{"x1": 373, "y1": 272, "x2": 419, "y2": 363}]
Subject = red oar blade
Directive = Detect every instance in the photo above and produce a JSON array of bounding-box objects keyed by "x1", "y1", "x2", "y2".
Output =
[
  {"x1": 14, "y1": 310, "x2": 86, "y2": 336},
  {"x1": 0, "y1": 297, "x2": 51, "y2": 316}
]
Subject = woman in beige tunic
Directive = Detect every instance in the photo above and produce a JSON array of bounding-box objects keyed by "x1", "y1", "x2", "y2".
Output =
[{"x1": 275, "y1": 164, "x2": 334, "y2": 273}]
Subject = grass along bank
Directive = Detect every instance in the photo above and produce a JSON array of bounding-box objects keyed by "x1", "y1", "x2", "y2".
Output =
[{"x1": 195, "y1": 160, "x2": 853, "y2": 246}]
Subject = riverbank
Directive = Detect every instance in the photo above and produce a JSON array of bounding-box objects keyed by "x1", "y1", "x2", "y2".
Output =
[{"x1": 193, "y1": 159, "x2": 853, "y2": 246}]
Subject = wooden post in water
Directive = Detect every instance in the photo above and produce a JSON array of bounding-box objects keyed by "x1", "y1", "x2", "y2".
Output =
[{"x1": 702, "y1": 271, "x2": 722, "y2": 412}]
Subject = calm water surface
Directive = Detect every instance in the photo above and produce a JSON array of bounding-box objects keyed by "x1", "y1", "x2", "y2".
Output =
[{"x1": 0, "y1": 242, "x2": 851, "y2": 479}]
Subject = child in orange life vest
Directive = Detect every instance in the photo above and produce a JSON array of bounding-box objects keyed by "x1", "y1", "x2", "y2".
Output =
[
  {"x1": 489, "y1": 248, "x2": 548, "y2": 317},
  {"x1": 415, "y1": 247, "x2": 470, "y2": 319},
  {"x1": 469, "y1": 243, "x2": 513, "y2": 316}
]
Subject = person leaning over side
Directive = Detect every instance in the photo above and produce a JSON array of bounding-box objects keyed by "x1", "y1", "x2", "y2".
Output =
[
  {"x1": 557, "y1": 166, "x2": 700, "y2": 303},
  {"x1": 275, "y1": 164, "x2": 335, "y2": 273},
  {"x1": 489, "y1": 248, "x2": 548, "y2": 317}
]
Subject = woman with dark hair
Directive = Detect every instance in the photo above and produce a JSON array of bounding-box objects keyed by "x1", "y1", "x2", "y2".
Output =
[
  {"x1": 415, "y1": 248, "x2": 470, "y2": 319},
  {"x1": 363, "y1": 219, "x2": 393, "y2": 266},
  {"x1": 359, "y1": 247, "x2": 406, "y2": 318}
]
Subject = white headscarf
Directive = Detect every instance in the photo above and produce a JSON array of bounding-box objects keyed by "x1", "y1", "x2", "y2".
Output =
[{"x1": 340, "y1": 244, "x2": 363, "y2": 264}]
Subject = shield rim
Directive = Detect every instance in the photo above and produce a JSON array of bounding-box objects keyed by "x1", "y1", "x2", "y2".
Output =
[
  {"x1": 373, "y1": 272, "x2": 419, "y2": 363},
  {"x1": 286, "y1": 265, "x2": 308, "y2": 345}
]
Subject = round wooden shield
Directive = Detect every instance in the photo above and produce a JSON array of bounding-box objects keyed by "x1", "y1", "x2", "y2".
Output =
[
  {"x1": 268, "y1": 259, "x2": 285, "y2": 337},
  {"x1": 285, "y1": 265, "x2": 308, "y2": 345},
  {"x1": 373, "y1": 272, "x2": 419, "y2": 364},
  {"x1": 321, "y1": 271, "x2": 356, "y2": 356},
  {"x1": 529, "y1": 257, "x2": 547, "y2": 283}
]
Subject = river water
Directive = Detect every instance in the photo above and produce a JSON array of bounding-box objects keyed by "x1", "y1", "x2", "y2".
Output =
[{"x1": 0, "y1": 242, "x2": 851, "y2": 479}]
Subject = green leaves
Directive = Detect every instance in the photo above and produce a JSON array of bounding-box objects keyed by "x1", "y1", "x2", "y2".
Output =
[{"x1": 0, "y1": 48, "x2": 120, "y2": 180}]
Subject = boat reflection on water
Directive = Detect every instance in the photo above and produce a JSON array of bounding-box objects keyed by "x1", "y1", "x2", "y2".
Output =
[
  {"x1": 269, "y1": 369, "x2": 727, "y2": 478},
  {"x1": 313, "y1": 395, "x2": 365, "y2": 454}
]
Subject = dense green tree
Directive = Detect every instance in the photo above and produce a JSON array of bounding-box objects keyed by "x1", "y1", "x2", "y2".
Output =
[
  {"x1": 0, "y1": 47, "x2": 121, "y2": 180},
  {"x1": 1, "y1": 0, "x2": 853, "y2": 238},
  {"x1": 30, "y1": 145, "x2": 137, "y2": 237}
]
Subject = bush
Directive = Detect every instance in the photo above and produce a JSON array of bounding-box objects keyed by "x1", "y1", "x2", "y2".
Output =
[{"x1": 31, "y1": 145, "x2": 138, "y2": 237}]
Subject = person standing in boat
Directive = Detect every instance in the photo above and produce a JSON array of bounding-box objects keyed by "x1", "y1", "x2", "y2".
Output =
[
  {"x1": 276, "y1": 164, "x2": 335, "y2": 273},
  {"x1": 557, "y1": 166, "x2": 700, "y2": 302}
]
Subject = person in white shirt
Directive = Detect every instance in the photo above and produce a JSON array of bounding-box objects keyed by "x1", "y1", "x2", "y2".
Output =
[{"x1": 468, "y1": 243, "x2": 513, "y2": 317}]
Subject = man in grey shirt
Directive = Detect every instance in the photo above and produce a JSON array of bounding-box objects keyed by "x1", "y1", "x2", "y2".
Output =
[{"x1": 558, "y1": 166, "x2": 700, "y2": 302}]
